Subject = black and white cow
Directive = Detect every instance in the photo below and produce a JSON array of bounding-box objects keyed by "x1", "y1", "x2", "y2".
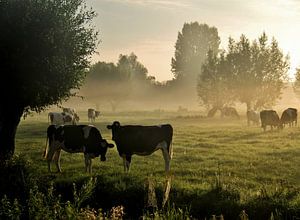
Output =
[
  {"x1": 246, "y1": 110, "x2": 260, "y2": 126},
  {"x1": 280, "y1": 108, "x2": 297, "y2": 127},
  {"x1": 44, "y1": 125, "x2": 114, "y2": 173},
  {"x1": 48, "y1": 112, "x2": 79, "y2": 125},
  {"x1": 88, "y1": 108, "x2": 100, "y2": 123},
  {"x1": 260, "y1": 110, "x2": 283, "y2": 131},
  {"x1": 62, "y1": 107, "x2": 76, "y2": 115},
  {"x1": 107, "y1": 121, "x2": 173, "y2": 172}
]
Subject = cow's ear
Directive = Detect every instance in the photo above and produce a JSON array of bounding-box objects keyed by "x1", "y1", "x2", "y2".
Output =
[
  {"x1": 107, "y1": 125, "x2": 112, "y2": 129},
  {"x1": 113, "y1": 121, "x2": 121, "y2": 127}
]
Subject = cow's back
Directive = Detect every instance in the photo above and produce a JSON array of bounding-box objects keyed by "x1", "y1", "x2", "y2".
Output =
[
  {"x1": 281, "y1": 108, "x2": 297, "y2": 124},
  {"x1": 260, "y1": 110, "x2": 280, "y2": 125},
  {"x1": 114, "y1": 125, "x2": 172, "y2": 155},
  {"x1": 60, "y1": 125, "x2": 85, "y2": 150}
]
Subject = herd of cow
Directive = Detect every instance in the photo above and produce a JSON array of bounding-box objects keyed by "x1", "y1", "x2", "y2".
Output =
[
  {"x1": 247, "y1": 107, "x2": 297, "y2": 131},
  {"x1": 43, "y1": 107, "x2": 297, "y2": 174},
  {"x1": 48, "y1": 108, "x2": 100, "y2": 125},
  {"x1": 44, "y1": 109, "x2": 173, "y2": 173}
]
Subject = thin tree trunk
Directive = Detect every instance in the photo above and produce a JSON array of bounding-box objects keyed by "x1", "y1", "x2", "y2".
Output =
[{"x1": 0, "y1": 106, "x2": 24, "y2": 161}]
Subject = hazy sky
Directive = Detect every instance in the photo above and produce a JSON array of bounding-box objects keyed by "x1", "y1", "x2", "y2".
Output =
[{"x1": 87, "y1": 0, "x2": 300, "y2": 82}]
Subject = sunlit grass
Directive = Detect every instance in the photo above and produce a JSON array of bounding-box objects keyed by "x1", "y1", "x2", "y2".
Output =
[{"x1": 14, "y1": 110, "x2": 300, "y2": 218}]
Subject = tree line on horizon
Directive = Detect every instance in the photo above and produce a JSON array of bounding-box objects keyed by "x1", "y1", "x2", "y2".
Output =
[{"x1": 83, "y1": 22, "x2": 293, "y2": 112}]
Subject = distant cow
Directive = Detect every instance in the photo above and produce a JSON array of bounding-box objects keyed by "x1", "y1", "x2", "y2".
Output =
[
  {"x1": 48, "y1": 112, "x2": 78, "y2": 125},
  {"x1": 107, "y1": 121, "x2": 173, "y2": 172},
  {"x1": 260, "y1": 110, "x2": 283, "y2": 131},
  {"x1": 44, "y1": 125, "x2": 114, "y2": 173},
  {"x1": 62, "y1": 107, "x2": 76, "y2": 115},
  {"x1": 88, "y1": 108, "x2": 100, "y2": 123},
  {"x1": 280, "y1": 108, "x2": 297, "y2": 127},
  {"x1": 62, "y1": 108, "x2": 80, "y2": 123},
  {"x1": 221, "y1": 107, "x2": 239, "y2": 119},
  {"x1": 247, "y1": 110, "x2": 260, "y2": 126}
]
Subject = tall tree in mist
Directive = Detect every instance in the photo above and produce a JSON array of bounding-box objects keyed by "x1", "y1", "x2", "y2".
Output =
[
  {"x1": 82, "y1": 53, "x2": 154, "y2": 111},
  {"x1": 171, "y1": 22, "x2": 220, "y2": 83},
  {"x1": 197, "y1": 32, "x2": 289, "y2": 113},
  {"x1": 0, "y1": 0, "x2": 98, "y2": 160},
  {"x1": 197, "y1": 50, "x2": 235, "y2": 112},
  {"x1": 228, "y1": 33, "x2": 289, "y2": 110}
]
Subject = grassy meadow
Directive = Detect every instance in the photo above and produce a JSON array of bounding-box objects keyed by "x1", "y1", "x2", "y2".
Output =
[{"x1": 11, "y1": 110, "x2": 300, "y2": 219}]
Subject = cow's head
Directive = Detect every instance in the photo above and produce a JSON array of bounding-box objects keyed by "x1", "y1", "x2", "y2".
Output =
[
  {"x1": 99, "y1": 139, "x2": 114, "y2": 161},
  {"x1": 107, "y1": 121, "x2": 121, "y2": 141},
  {"x1": 107, "y1": 121, "x2": 121, "y2": 129}
]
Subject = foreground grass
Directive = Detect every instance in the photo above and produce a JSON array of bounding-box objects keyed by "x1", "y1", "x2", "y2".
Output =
[{"x1": 9, "y1": 111, "x2": 300, "y2": 219}]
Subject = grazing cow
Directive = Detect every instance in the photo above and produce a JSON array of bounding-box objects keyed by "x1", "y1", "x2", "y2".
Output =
[
  {"x1": 247, "y1": 110, "x2": 260, "y2": 126},
  {"x1": 62, "y1": 107, "x2": 76, "y2": 115},
  {"x1": 260, "y1": 110, "x2": 283, "y2": 131},
  {"x1": 107, "y1": 121, "x2": 173, "y2": 172},
  {"x1": 44, "y1": 125, "x2": 114, "y2": 173},
  {"x1": 221, "y1": 107, "x2": 240, "y2": 119},
  {"x1": 48, "y1": 112, "x2": 79, "y2": 125},
  {"x1": 280, "y1": 108, "x2": 297, "y2": 127},
  {"x1": 62, "y1": 108, "x2": 80, "y2": 123},
  {"x1": 88, "y1": 108, "x2": 100, "y2": 123}
]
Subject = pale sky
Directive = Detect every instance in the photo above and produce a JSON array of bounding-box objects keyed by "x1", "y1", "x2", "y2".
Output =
[{"x1": 86, "y1": 0, "x2": 300, "y2": 82}]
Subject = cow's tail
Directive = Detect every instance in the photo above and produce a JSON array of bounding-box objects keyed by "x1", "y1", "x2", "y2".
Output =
[
  {"x1": 169, "y1": 140, "x2": 173, "y2": 159},
  {"x1": 43, "y1": 134, "x2": 49, "y2": 159}
]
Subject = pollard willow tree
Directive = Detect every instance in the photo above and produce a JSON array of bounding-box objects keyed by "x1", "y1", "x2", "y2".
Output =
[
  {"x1": 0, "y1": 0, "x2": 98, "y2": 160},
  {"x1": 197, "y1": 33, "x2": 289, "y2": 113}
]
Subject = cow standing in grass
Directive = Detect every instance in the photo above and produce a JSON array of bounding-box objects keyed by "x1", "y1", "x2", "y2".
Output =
[
  {"x1": 107, "y1": 121, "x2": 173, "y2": 172},
  {"x1": 48, "y1": 112, "x2": 78, "y2": 125},
  {"x1": 88, "y1": 108, "x2": 100, "y2": 123},
  {"x1": 260, "y1": 110, "x2": 282, "y2": 131},
  {"x1": 44, "y1": 125, "x2": 114, "y2": 173},
  {"x1": 280, "y1": 108, "x2": 297, "y2": 127}
]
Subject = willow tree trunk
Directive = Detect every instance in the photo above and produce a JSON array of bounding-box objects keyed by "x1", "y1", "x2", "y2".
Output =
[{"x1": 0, "y1": 106, "x2": 24, "y2": 161}]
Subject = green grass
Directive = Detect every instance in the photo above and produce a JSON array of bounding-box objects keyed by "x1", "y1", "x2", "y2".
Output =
[{"x1": 13, "y1": 111, "x2": 300, "y2": 219}]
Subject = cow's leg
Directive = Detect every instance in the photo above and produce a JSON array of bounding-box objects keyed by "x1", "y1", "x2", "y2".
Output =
[
  {"x1": 122, "y1": 155, "x2": 131, "y2": 172},
  {"x1": 53, "y1": 149, "x2": 62, "y2": 173},
  {"x1": 159, "y1": 142, "x2": 171, "y2": 172},
  {"x1": 46, "y1": 145, "x2": 57, "y2": 172},
  {"x1": 125, "y1": 155, "x2": 131, "y2": 172},
  {"x1": 84, "y1": 154, "x2": 92, "y2": 173}
]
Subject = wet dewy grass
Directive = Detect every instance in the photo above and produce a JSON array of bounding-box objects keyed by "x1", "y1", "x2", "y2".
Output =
[{"x1": 13, "y1": 111, "x2": 300, "y2": 219}]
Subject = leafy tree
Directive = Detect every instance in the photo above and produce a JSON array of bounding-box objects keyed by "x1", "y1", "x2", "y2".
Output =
[
  {"x1": 82, "y1": 53, "x2": 151, "y2": 112},
  {"x1": 0, "y1": 0, "x2": 98, "y2": 160},
  {"x1": 197, "y1": 50, "x2": 235, "y2": 112},
  {"x1": 227, "y1": 33, "x2": 289, "y2": 110},
  {"x1": 171, "y1": 22, "x2": 220, "y2": 82},
  {"x1": 197, "y1": 32, "x2": 289, "y2": 113},
  {"x1": 117, "y1": 53, "x2": 148, "y2": 82}
]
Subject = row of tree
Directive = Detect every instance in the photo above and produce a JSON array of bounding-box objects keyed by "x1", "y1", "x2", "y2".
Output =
[
  {"x1": 84, "y1": 22, "x2": 291, "y2": 113},
  {"x1": 198, "y1": 33, "x2": 290, "y2": 111}
]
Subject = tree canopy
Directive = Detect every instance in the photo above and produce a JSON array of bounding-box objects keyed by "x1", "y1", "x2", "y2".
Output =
[
  {"x1": 82, "y1": 53, "x2": 160, "y2": 111},
  {"x1": 0, "y1": 0, "x2": 98, "y2": 160},
  {"x1": 197, "y1": 32, "x2": 289, "y2": 112},
  {"x1": 171, "y1": 22, "x2": 220, "y2": 82}
]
